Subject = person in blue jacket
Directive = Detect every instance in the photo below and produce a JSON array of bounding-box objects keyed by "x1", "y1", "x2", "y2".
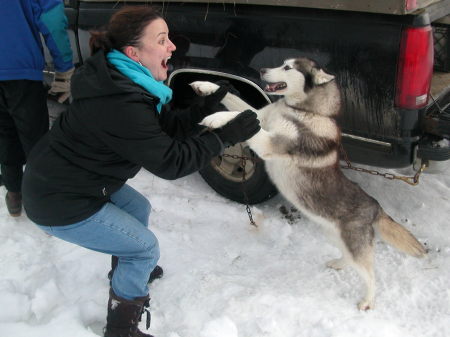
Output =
[{"x1": 0, "y1": 0, "x2": 74, "y2": 216}]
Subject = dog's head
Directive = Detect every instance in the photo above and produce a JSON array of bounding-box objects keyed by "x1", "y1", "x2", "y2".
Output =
[{"x1": 260, "y1": 58, "x2": 335, "y2": 97}]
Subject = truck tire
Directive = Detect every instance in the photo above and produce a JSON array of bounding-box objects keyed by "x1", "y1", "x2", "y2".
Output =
[{"x1": 199, "y1": 143, "x2": 278, "y2": 204}]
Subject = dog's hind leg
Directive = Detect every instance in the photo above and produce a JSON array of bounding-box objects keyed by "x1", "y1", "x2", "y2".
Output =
[
  {"x1": 340, "y1": 225, "x2": 376, "y2": 310},
  {"x1": 326, "y1": 240, "x2": 375, "y2": 309},
  {"x1": 351, "y1": 245, "x2": 376, "y2": 310},
  {"x1": 325, "y1": 232, "x2": 352, "y2": 270}
]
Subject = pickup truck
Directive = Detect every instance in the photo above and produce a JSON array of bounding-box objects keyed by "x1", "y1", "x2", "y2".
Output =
[{"x1": 52, "y1": 0, "x2": 450, "y2": 204}]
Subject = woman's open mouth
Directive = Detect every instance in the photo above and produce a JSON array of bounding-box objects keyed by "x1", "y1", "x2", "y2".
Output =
[{"x1": 161, "y1": 56, "x2": 171, "y2": 69}]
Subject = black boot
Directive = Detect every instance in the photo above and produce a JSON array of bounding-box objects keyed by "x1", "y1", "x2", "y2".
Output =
[
  {"x1": 104, "y1": 289, "x2": 153, "y2": 337},
  {"x1": 108, "y1": 256, "x2": 163, "y2": 284},
  {"x1": 5, "y1": 191, "x2": 22, "y2": 217}
]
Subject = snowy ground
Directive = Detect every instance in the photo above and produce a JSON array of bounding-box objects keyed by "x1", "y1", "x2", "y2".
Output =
[{"x1": 0, "y1": 159, "x2": 449, "y2": 337}]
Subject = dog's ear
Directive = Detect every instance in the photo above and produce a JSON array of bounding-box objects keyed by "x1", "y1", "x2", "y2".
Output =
[{"x1": 311, "y1": 68, "x2": 335, "y2": 85}]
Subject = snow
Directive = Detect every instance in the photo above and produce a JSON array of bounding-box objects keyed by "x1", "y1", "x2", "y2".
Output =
[{"x1": 0, "y1": 161, "x2": 449, "y2": 337}]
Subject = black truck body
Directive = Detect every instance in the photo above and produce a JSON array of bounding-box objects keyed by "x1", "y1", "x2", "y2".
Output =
[{"x1": 55, "y1": 0, "x2": 450, "y2": 203}]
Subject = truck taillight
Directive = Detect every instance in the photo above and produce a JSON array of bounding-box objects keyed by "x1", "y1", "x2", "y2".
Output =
[{"x1": 395, "y1": 26, "x2": 433, "y2": 109}]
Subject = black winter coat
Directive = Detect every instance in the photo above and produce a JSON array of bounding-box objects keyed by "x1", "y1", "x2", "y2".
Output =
[{"x1": 22, "y1": 51, "x2": 223, "y2": 226}]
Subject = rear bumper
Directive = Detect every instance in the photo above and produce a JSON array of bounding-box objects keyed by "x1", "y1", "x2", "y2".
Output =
[
  {"x1": 418, "y1": 86, "x2": 450, "y2": 161},
  {"x1": 417, "y1": 136, "x2": 450, "y2": 161},
  {"x1": 342, "y1": 135, "x2": 415, "y2": 168}
]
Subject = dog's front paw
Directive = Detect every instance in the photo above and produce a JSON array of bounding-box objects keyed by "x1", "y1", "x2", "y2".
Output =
[
  {"x1": 200, "y1": 111, "x2": 241, "y2": 129},
  {"x1": 190, "y1": 81, "x2": 220, "y2": 96}
]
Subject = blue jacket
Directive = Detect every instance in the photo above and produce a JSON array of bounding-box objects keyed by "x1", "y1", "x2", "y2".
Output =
[{"x1": 0, "y1": 0, "x2": 73, "y2": 81}]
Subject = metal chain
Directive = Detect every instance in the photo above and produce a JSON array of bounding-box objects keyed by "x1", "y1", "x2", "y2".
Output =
[
  {"x1": 339, "y1": 144, "x2": 427, "y2": 186},
  {"x1": 222, "y1": 153, "x2": 258, "y2": 227},
  {"x1": 222, "y1": 144, "x2": 426, "y2": 229}
]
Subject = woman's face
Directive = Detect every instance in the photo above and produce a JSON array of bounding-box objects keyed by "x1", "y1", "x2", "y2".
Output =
[{"x1": 133, "y1": 18, "x2": 176, "y2": 81}]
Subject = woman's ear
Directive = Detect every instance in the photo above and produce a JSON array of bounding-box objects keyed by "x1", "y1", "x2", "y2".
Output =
[{"x1": 123, "y1": 46, "x2": 140, "y2": 62}]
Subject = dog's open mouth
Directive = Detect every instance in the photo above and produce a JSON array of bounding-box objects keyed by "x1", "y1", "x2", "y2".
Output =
[{"x1": 264, "y1": 82, "x2": 287, "y2": 92}]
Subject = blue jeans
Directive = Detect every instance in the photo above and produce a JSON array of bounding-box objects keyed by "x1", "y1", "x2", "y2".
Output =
[{"x1": 36, "y1": 184, "x2": 159, "y2": 300}]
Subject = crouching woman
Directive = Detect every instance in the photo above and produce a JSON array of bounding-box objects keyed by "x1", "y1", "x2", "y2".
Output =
[{"x1": 22, "y1": 6, "x2": 260, "y2": 337}]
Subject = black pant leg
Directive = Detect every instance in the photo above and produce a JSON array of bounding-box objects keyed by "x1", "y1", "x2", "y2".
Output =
[
  {"x1": 0, "y1": 80, "x2": 49, "y2": 192},
  {"x1": 0, "y1": 81, "x2": 26, "y2": 166},
  {"x1": 0, "y1": 164, "x2": 23, "y2": 192},
  {"x1": 5, "y1": 80, "x2": 49, "y2": 156}
]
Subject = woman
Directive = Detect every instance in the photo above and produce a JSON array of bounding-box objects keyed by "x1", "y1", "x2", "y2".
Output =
[{"x1": 22, "y1": 6, "x2": 260, "y2": 337}]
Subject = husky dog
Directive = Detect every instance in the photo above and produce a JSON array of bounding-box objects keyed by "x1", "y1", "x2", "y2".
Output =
[{"x1": 190, "y1": 57, "x2": 426, "y2": 310}]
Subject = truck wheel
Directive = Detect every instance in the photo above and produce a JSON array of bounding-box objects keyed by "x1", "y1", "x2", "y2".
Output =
[{"x1": 199, "y1": 143, "x2": 278, "y2": 204}]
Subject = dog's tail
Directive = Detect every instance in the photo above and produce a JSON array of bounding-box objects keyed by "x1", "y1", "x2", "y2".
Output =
[{"x1": 374, "y1": 210, "x2": 426, "y2": 257}]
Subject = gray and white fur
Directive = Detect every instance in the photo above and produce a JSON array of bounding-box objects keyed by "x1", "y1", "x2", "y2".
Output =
[{"x1": 190, "y1": 57, "x2": 426, "y2": 310}]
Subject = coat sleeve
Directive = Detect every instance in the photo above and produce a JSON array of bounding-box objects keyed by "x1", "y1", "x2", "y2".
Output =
[
  {"x1": 158, "y1": 103, "x2": 206, "y2": 139},
  {"x1": 36, "y1": 0, "x2": 73, "y2": 72},
  {"x1": 91, "y1": 98, "x2": 224, "y2": 180},
  {"x1": 159, "y1": 87, "x2": 228, "y2": 138}
]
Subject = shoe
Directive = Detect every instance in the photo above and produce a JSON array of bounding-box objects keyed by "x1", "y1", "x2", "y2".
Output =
[
  {"x1": 104, "y1": 289, "x2": 153, "y2": 337},
  {"x1": 5, "y1": 191, "x2": 22, "y2": 217}
]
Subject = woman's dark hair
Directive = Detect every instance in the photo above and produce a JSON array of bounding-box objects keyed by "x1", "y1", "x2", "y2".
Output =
[{"x1": 89, "y1": 6, "x2": 162, "y2": 55}]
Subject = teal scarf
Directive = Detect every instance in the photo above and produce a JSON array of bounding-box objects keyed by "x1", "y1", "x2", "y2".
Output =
[{"x1": 106, "y1": 49, "x2": 172, "y2": 113}]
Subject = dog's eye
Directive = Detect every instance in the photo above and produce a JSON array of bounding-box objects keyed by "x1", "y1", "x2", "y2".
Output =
[{"x1": 283, "y1": 65, "x2": 292, "y2": 71}]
